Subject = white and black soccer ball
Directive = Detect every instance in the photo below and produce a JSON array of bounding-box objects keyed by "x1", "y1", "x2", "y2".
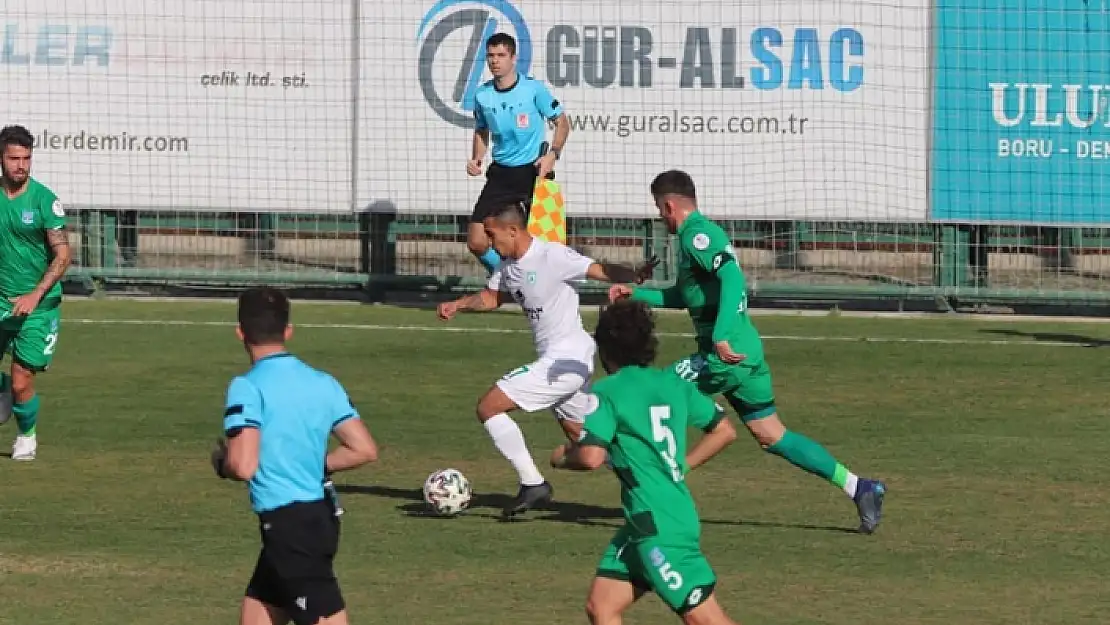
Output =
[{"x1": 422, "y1": 468, "x2": 472, "y2": 517}]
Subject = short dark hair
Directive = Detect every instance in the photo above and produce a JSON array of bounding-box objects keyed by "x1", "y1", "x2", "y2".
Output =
[
  {"x1": 0, "y1": 125, "x2": 34, "y2": 155},
  {"x1": 650, "y1": 169, "x2": 697, "y2": 201},
  {"x1": 237, "y1": 287, "x2": 290, "y2": 345},
  {"x1": 489, "y1": 201, "x2": 526, "y2": 226},
  {"x1": 594, "y1": 299, "x2": 658, "y2": 370},
  {"x1": 486, "y1": 33, "x2": 517, "y2": 55}
]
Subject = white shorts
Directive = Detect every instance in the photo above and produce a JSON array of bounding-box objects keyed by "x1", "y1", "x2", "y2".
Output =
[{"x1": 496, "y1": 355, "x2": 598, "y2": 423}]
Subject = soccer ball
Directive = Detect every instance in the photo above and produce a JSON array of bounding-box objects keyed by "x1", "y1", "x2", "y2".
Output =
[{"x1": 422, "y1": 468, "x2": 472, "y2": 517}]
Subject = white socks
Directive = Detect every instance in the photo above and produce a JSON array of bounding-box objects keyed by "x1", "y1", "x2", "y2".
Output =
[
  {"x1": 483, "y1": 413, "x2": 545, "y2": 486},
  {"x1": 843, "y1": 473, "x2": 859, "y2": 498}
]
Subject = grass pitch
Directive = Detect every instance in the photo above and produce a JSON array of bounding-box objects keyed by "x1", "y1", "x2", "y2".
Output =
[{"x1": 1, "y1": 300, "x2": 1107, "y2": 624}]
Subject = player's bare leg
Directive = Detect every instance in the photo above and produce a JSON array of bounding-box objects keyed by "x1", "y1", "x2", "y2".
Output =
[
  {"x1": 476, "y1": 385, "x2": 552, "y2": 518},
  {"x1": 9, "y1": 360, "x2": 39, "y2": 461},
  {"x1": 239, "y1": 597, "x2": 290, "y2": 625},
  {"x1": 585, "y1": 576, "x2": 644, "y2": 625},
  {"x1": 745, "y1": 412, "x2": 886, "y2": 534},
  {"x1": 557, "y1": 416, "x2": 582, "y2": 441},
  {"x1": 467, "y1": 222, "x2": 501, "y2": 274},
  {"x1": 681, "y1": 593, "x2": 741, "y2": 625},
  {"x1": 318, "y1": 613, "x2": 349, "y2": 625}
]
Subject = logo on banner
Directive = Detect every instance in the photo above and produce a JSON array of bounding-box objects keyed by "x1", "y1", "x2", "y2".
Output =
[{"x1": 416, "y1": 0, "x2": 533, "y2": 128}]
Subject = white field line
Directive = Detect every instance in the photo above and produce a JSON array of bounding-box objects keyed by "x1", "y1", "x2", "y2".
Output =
[
  {"x1": 63, "y1": 295, "x2": 1110, "y2": 325},
  {"x1": 63, "y1": 318, "x2": 1106, "y2": 349}
]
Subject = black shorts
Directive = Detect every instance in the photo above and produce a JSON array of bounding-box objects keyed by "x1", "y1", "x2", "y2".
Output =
[
  {"x1": 471, "y1": 161, "x2": 555, "y2": 223},
  {"x1": 246, "y1": 499, "x2": 344, "y2": 625}
]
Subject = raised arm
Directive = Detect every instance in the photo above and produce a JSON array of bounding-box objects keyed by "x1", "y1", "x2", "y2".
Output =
[
  {"x1": 626, "y1": 284, "x2": 685, "y2": 309},
  {"x1": 586, "y1": 261, "x2": 652, "y2": 285}
]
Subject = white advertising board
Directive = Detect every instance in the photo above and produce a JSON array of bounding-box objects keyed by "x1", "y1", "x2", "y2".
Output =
[
  {"x1": 0, "y1": 0, "x2": 353, "y2": 212},
  {"x1": 361, "y1": 0, "x2": 930, "y2": 220}
]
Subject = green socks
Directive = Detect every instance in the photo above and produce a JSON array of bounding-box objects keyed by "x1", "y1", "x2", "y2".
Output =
[
  {"x1": 13, "y1": 394, "x2": 39, "y2": 437},
  {"x1": 767, "y1": 430, "x2": 858, "y2": 497}
]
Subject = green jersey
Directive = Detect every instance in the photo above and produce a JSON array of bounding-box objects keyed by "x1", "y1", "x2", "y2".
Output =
[
  {"x1": 636, "y1": 211, "x2": 764, "y2": 361},
  {"x1": 580, "y1": 365, "x2": 724, "y2": 540},
  {"x1": 0, "y1": 178, "x2": 65, "y2": 306}
]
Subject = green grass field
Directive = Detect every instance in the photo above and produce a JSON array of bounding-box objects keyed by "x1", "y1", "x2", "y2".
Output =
[{"x1": 1, "y1": 299, "x2": 1107, "y2": 624}]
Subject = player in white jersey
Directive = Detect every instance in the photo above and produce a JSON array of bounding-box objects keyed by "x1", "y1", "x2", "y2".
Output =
[{"x1": 437, "y1": 202, "x2": 654, "y2": 518}]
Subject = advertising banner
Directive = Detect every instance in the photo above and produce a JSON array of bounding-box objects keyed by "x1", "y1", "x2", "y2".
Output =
[
  {"x1": 931, "y1": 1, "x2": 1110, "y2": 226},
  {"x1": 360, "y1": 0, "x2": 930, "y2": 220},
  {"x1": 0, "y1": 1, "x2": 354, "y2": 213}
]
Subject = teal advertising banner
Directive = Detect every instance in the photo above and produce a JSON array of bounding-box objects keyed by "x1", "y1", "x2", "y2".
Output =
[{"x1": 931, "y1": 1, "x2": 1110, "y2": 225}]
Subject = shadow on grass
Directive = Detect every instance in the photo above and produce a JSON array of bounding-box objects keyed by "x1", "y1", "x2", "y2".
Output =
[
  {"x1": 980, "y1": 328, "x2": 1110, "y2": 347},
  {"x1": 336, "y1": 483, "x2": 858, "y2": 534}
]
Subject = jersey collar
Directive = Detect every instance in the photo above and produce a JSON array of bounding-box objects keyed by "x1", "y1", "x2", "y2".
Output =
[
  {"x1": 676, "y1": 210, "x2": 703, "y2": 238},
  {"x1": 494, "y1": 73, "x2": 520, "y2": 93},
  {"x1": 518, "y1": 237, "x2": 539, "y2": 262}
]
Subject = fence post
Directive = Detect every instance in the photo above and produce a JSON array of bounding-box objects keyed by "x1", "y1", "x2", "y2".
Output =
[{"x1": 933, "y1": 224, "x2": 969, "y2": 290}]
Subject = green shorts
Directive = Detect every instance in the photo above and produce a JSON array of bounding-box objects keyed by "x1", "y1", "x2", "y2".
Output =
[
  {"x1": 0, "y1": 303, "x2": 61, "y2": 372},
  {"x1": 596, "y1": 527, "x2": 717, "y2": 614},
  {"x1": 668, "y1": 351, "x2": 776, "y2": 422}
]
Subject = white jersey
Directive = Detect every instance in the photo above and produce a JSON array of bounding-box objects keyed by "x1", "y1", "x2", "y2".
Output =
[{"x1": 488, "y1": 238, "x2": 595, "y2": 359}]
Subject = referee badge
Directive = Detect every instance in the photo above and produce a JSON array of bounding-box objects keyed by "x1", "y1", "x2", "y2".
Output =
[{"x1": 516, "y1": 112, "x2": 529, "y2": 129}]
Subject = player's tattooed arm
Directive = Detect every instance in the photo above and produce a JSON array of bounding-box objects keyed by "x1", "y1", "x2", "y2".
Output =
[{"x1": 35, "y1": 228, "x2": 73, "y2": 294}]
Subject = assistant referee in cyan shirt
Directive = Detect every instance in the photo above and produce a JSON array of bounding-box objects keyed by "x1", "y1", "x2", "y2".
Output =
[{"x1": 466, "y1": 32, "x2": 571, "y2": 275}]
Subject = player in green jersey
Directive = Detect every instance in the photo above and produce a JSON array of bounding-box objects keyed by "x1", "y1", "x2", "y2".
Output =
[
  {"x1": 608, "y1": 170, "x2": 886, "y2": 535},
  {"x1": 0, "y1": 125, "x2": 72, "y2": 461},
  {"x1": 551, "y1": 299, "x2": 743, "y2": 624}
]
